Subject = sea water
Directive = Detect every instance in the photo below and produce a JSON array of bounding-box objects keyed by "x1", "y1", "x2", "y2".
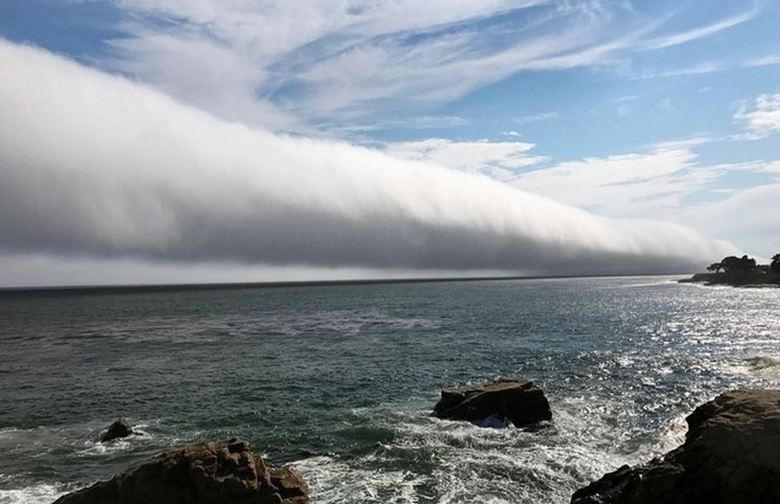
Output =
[{"x1": 0, "y1": 276, "x2": 778, "y2": 503}]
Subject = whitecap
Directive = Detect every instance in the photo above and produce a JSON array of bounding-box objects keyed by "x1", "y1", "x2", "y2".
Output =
[
  {"x1": 0, "y1": 482, "x2": 66, "y2": 504},
  {"x1": 740, "y1": 355, "x2": 780, "y2": 379}
]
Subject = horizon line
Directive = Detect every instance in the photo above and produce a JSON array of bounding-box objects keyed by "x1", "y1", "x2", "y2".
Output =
[{"x1": 0, "y1": 272, "x2": 689, "y2": 296}]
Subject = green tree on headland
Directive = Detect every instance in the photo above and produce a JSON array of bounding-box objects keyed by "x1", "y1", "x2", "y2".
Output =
[
  {"x1": 688, "y1": 254, "x2": 779, "y2": 287},
  {"x1": 718, "y1": 255, "x2": 757, "y2": 272}
]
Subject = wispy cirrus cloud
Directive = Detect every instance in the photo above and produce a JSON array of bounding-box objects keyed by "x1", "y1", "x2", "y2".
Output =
[
  {"x1": 639, "y1": 1, "x2": 760, "y2": 50},
  {"x1": 384, "y1": 138, "x2": 548, "y2": 181},
  {"x1": 744, "y1": 54, "x2": 780, "y2": 68},
  {"x1": 92, "y1": 0, "x2": 766, "y2": 128},
  {"x1": 108, "y1": 0, "x2": 554, "y2": 124},
  {"x1": 636, "y1": 61, "x2": 724, "y2": 80},
  {"x1": 109, "y1": 31, "x2": 299, "y2": 130},
  {"x1": 512, "y1": 112, "x2": 559, "y2": 125}
]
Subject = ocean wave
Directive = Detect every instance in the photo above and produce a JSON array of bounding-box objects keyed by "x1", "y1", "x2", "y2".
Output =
[
  {"x1": 744, "y1": 355, "x2": 780, "y2": 370},
  {"x1": 0, "y1": 419, "x2": 169, "y2": 466},
  {"x1": 75, "y1": 422, "x2": 153, "y2": 456},
  {"x1": 293, "y1": 397, "x2": 688, "y2": 504},
  {"x1": 0, "y1": 482, "x2": 66, "y2": 504},
  {"x1": 739, "y1": 355, "x2": 780, "y2": 379},
  {"x1": 296, "y1": 455, "x2": 427, "y2": 504}
]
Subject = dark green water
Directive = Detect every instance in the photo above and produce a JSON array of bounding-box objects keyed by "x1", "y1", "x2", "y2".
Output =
[{"x1": 0, "y1": 277, "x2": 778, "y2": 503}]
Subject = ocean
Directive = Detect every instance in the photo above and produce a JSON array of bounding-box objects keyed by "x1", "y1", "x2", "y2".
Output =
[{"x1": 0, "y1": 276, "x2": 778, "y2": 503}]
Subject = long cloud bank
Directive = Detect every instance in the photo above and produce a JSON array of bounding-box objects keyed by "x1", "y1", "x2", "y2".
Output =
[{"x1": 0, "y1": 40, "x2": 733, "y2": 277}]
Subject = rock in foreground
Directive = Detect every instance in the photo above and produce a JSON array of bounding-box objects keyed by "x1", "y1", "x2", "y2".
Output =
[
  {"x1": 433, "y1": 378, "x2": 552, "y2": 428},
  {"x1": 54, "y1": 438, "x2": 308, "y2": 504},
  {"x1": 571, "y1": 389, "x2": 780, "y2": 504},
  {"x1": 99, "y1": 418, "x2": 133, "y2": 442}
]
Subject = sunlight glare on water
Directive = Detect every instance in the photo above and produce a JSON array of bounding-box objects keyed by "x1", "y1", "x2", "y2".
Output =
[{"x1": 0, "y1": 277, "x2": 778, "y2": 503}]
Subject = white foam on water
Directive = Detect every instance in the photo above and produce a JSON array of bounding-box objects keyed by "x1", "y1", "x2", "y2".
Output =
[
  {"x1": 0, "y1": 482, "x2": 66, "y2": 504},
  {"x1": 77, "y1": 437, "x2": 133, "y2": 456},
  {"x1": 297, "y1": 397, "x2": 685, "y2": 503},
  {"x1": 296, "y1": 455, "x2": 427, "y2": 504},
  {"x1": 77, "y1": 421, "x2": 155, "y2": 456},
  {"x1": 734, "y1": 355, "x2": 780, "y2": 380},
  {"x1": 717, "y1": 354, "x2": 780, "y2": 385}
]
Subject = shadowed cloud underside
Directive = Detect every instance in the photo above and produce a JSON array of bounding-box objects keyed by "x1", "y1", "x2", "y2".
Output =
[{"x1": 0, "y1": 41, "x2": 734, "y2": 278}]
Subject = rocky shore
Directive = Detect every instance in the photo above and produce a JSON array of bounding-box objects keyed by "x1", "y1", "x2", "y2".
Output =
[
  {"x1": 52, "y1": 387, "x2": 779, "y2": 504},
  {"x1": 680, "y1": 271, "x2": 780, "y2": 287},
  {"x1": 53, "y1": 438, "x2": 308, "y2": 504},
  {"x1": 571, "y1": 389, "x2": 780, "y2": 504}
]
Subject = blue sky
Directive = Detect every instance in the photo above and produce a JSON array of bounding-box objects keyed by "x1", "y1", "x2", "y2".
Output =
[
  {"x1": 3, "y1": 1, "x2": 778, "y2": 149},
  {"x1": 0, "y1": 1, "x2": 779, "y2": 285}
]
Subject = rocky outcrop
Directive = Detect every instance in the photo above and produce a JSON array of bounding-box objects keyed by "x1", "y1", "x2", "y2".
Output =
[
  {"x1": 433, "y1": 378, "x2": 552, "y2": 428},
  {"x1": 680, "y1": 270, "x2": 780, "y2": 287},
  {"x1": 54, "y1": 438, "x2": 308, "y2": 504},
  {"x1": 571, "y1": 389, "x2": 780, "y2": 504},
  {"x1": 99, "y1": 418, "x2": 133, "y2": 442}
]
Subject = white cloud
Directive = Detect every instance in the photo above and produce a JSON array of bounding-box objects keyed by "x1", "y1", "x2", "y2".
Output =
[
  {"x1": 637, "y1": 61, "x2": 724, "y2": 79},
  {"x1": 0, "y1": 40, "x2": 734, "y2": 283},
  {"x1": 384, "y1": 138, "x2": 547, "y2": 181},
  {"x1": 649, "y1": 136, "x2": 714, "y2": 149},
  {"x1": 681, "y1": 182, "x2": 780, "y2": 255},
  {"x1": 744, "y1": 54, "x2": 780, "y2": 68},
  {"x1": 109, "y1": 0, "x2": 552, "y2": 122},
  {"x1": 505, "y1": 144, "x2": 780, "y2": 255},
  {"x1": 510, "y1": 148, "x2": 703, "y2": 215},
  {"x1": 291, "y1": 21, "x2": 637, "y2": 115},
  {"x1": 96, "y1": 0, "x2": 761, "y2": 125},
  {"x1": 734, "y1": 92, "x2": 780, "y2": 140},
  {"x1": 109, "y1": 32, "x2": 297, "y2": 129},
  {"x1": 640, "y1": 3, "x2": 759, "y2": 50},
  {"x1": 512, "y1": 112, "x2": 559, "y2": 125}
]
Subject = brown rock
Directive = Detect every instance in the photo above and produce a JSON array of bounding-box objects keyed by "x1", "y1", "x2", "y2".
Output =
[
  {"x1": 433, "y1": 378, "x2": 552, "y2": 428},
  {"x1": 53, "y1": 439, "x2": 309, "y2": 504},
  {"x1": 571, "y1": 389, "x2": 780, "y2": 504}
]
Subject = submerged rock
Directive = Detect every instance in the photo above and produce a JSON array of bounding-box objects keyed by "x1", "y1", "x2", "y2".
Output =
[
  {"x1": 571, "y1": 389, "x2": 780, "y2": 504},
  {"x1": 53, "y1": 438, "x2": 309, "y2": 504},
  {"x1": 433, "y1": 378, "x2": 552, "y2": 428},
  {"x1": 99, "y1": 418, "x2": 133, "y2": 442}
]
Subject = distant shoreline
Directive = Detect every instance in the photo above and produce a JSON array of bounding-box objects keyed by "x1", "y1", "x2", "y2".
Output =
[
  {"x1": 679, "y1": 271, "x2": 780, "y2": 288},
  {"x1": 0, "y1": 272, "x2": 683, "y2": 296}
]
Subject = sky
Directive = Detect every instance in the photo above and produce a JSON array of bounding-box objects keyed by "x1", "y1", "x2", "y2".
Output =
[{"x1": 0, "y1": 0, "x2": 778, "y2": 286}]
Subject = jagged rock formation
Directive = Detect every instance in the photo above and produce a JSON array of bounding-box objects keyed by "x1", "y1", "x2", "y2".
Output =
[
  {"x1": 54, "y1": 438, "x2": 308, "y2": 504},
  {"x1": 433, "y1": 378, "x2": 552, "y2": 428},
  {"x1": 99, "y1": 418, "x2": 133, "y2": 442},
  {"x1": 571, "y1": 389, "x2": 780, "y2": 504}
]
